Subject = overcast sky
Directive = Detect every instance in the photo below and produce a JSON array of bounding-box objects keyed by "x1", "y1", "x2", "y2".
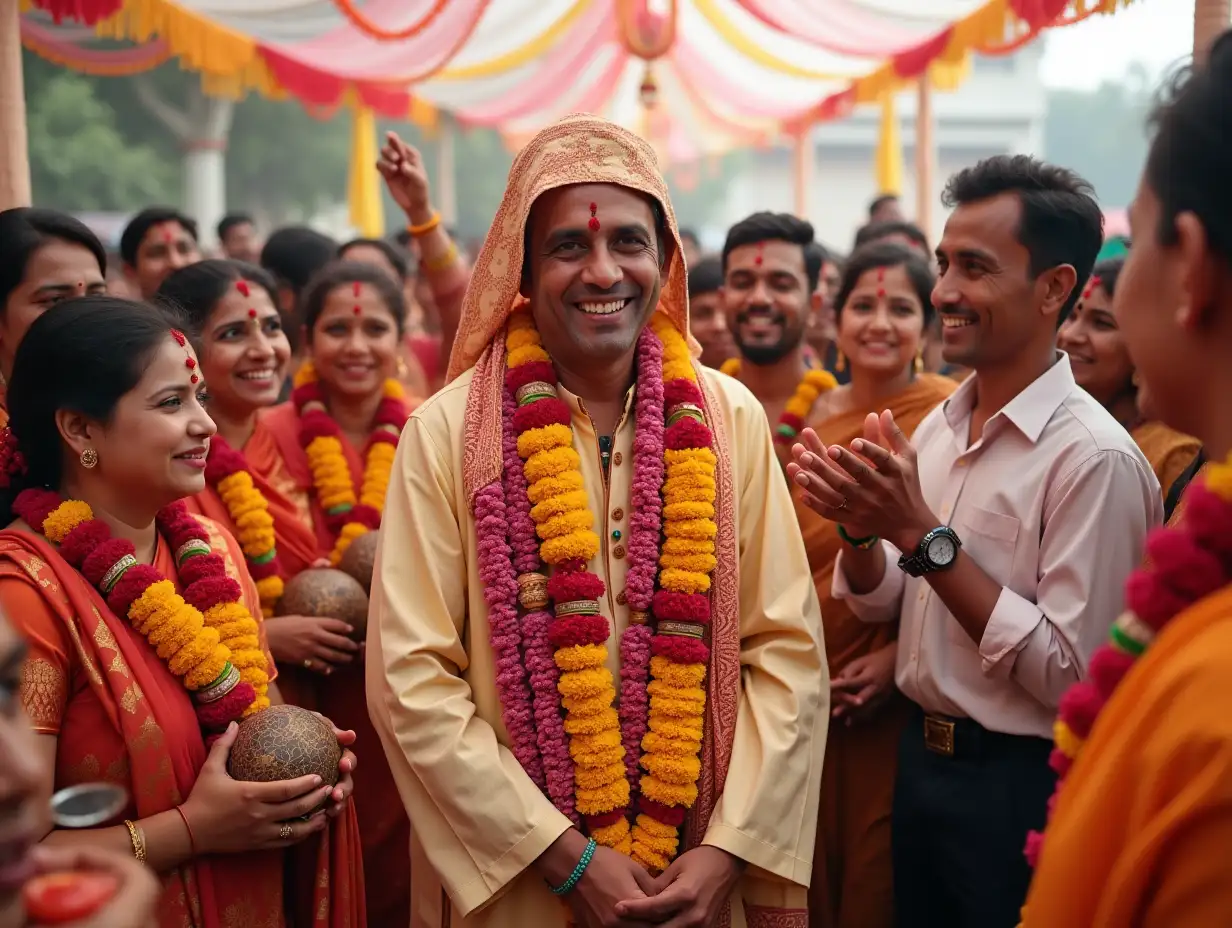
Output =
[{"x1": 1040, "y1": 0, "x2": 1197, "y2": 89}]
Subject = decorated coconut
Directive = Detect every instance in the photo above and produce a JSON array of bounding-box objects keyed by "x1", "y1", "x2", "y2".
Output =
[
  {"x1": 338, "y1": 531, "x2": 379, "y2": 595},
  {"x1": 227, "y1": 704, "x2": 341, "y2": 787},
  {"x1": 278, "y1": 567, "x2": 369, "y2": 641}
]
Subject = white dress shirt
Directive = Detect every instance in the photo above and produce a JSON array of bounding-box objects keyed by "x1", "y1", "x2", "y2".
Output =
[{"x1": 833, "y1": 354, "x2": 1163, "y2": 738}]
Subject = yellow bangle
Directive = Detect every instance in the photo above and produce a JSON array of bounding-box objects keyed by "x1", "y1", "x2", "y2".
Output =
[
  {"x1": 124, "y1": 819, "x2": 147, "y2": 862},
  {"x1": 422, "y1": 241, "x2": 459, "y2": 274},
  {"x1": 407, "y1": 211, "x2": 441, "y2": 237}
]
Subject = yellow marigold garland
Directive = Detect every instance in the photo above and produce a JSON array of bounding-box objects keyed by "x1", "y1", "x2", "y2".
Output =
[
  {"x1": 15, "y1": 491, "x2": 270, "y2": 728},
  {"x1": 720, "y1": 357, "x2": 837, "y2": 447},
  {"x1": 206, "y1": 438, "x2": 286, "y2": 617},
  {"x1": 497, "y1": 309, "x2": 720, "y2": 873},
  {"x1": 292, "y1": 362, "x2": 409, "y2": 564}
]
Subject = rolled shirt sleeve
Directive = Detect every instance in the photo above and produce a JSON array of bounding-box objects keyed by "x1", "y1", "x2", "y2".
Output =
[
  {"x1": 366, "y1": 412, "x2": 571, "y2": 917},
  {"x1": 977, "y1": 449, "x2": 1163, "y2": 708},
  {"x1": 831, "y1": 539, "x2": 906, "y2": 624}
]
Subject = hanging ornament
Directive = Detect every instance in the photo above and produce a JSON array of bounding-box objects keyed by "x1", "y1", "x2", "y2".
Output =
[{"x1": 639, "y1": 65, "x2": 660, "y2": 110}]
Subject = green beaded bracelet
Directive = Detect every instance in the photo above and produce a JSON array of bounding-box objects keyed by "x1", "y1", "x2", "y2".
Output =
[
  {"x1": 550, "y1": 838, "x2": 596, "y2": 896},
  {"x1": 837, "y1": 524, "x2": 879, "y2": 549}
]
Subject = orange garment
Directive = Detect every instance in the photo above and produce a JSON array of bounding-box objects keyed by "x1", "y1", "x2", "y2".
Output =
[
  {"x1": 0, "y1": 516, "x2": 364, "y2": 928},
  {"x1": 260, "y1": 399, "x2": 411, "y2": 928},
  {"x1": 1131, "y1": 420, "x2": 1202, "y2": 500},
  {"x1": 802, "y1": 374, "x2": 956, "y2": 928},
  {"x1": 1023, "y1": 583, "x2": 1232, "y2": 927},
  {"x1": 185, "y1": 416, "x2": 321, "y2": 710}
]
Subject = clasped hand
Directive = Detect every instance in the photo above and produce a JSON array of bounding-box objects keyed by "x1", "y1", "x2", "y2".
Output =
[
  {"x1": 566, "y1": 843, "x2": 743, "y2": 928},
  {"x1": 785, "y1": 409, "x2": 935, "y2": 551}
]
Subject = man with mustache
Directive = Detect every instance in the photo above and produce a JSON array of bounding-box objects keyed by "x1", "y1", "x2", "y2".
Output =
[
  {"x1": 717, "y1": 213, "x2": 839, "y2": 440},
  {"x1": 788, "y1": 155, "x2": 1163, "y2": 926},
  {"x1": 367, "y1": 115, "x2": 826, "y2": 928}
]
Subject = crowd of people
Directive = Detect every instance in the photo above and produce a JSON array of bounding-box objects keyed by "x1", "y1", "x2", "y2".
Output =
[{"x1": 0, "y1": 27, "x2": 1227, "y2": 928}]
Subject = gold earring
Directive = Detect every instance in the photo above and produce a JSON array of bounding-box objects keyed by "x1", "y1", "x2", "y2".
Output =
[
  {"x1": 80, "y1": 448, "x2": 98, "y2": 469},
  {"x1": 914, "y1": 349, "x2": 925, "y2": 375},
  {"x1": 835, "y1": 349, "x2": 846, "y2": 373}
]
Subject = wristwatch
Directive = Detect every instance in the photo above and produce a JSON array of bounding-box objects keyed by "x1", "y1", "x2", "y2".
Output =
[{"x1": 898, "y1": 526, "x2": 961, "y2": 577}]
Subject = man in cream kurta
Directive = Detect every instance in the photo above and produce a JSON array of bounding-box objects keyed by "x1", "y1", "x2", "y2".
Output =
[{"x1": 367, "y1": 115, "x2": 826, "y2": 928}]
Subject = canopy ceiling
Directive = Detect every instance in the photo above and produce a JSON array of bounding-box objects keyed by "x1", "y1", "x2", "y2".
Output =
[{"x1": 22, "y1": 0, "x2": 1133, "y2": 162}]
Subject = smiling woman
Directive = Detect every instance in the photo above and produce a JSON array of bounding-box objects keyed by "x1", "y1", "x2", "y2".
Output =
[
  {"x1": 256, "y1": 259, "x2": 415, "y2": 925},
  {"x1": 0, "y1": 208, "x2": 108, "y2": 420},
  {"x1": 0, "y1": 296, "x2": 364, "y2": 927},
  {"x1": 1056, "y1": 256, "x2": 1200, "y2": 493}
]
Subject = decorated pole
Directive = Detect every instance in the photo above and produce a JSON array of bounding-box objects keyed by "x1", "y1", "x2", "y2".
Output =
[
  {"x1": 1194, "y1": 0, "x2": 1231, "y2": 62},
  {"x1": 437, "y1": 111, "x2": 458, "y2": 228},
  {"x1": 915, "y1": 76, "x2": 935, "y2": 242},
  {"x1": 792, "y1": 128, "x2": 813, "y2": 220},
  {"x1": 0, "y1": 0, "x2": 31, "y2": 210}
]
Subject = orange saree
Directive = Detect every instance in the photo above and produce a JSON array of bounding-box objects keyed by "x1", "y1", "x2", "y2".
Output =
[
  {"x1": 1130, "y1": 420, "x2": 1201, "y2": 500},
  {"x1": 0, "y1": 516, "x2": 364, "y2": 928},
  {"x1": 802, "y1": 374, "x2": 955, "y2": 928},
  {"x1": 260, "y1": 400, "x2": 410, "y2": 928}
]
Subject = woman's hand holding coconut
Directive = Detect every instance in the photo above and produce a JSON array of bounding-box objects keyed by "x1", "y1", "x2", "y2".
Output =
[{"x1": 178, "y1": 721, "x2": 334, "y2": 853}]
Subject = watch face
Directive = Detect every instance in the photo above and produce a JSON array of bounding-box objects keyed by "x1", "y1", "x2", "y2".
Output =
[{"x1": 927, "y1": 534, "x2": 958, "y2": 567}]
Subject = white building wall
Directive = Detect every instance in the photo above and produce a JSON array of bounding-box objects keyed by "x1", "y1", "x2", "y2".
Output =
[{"x1": 713, "y1": 44, "x2": 1048, "y2": 254}]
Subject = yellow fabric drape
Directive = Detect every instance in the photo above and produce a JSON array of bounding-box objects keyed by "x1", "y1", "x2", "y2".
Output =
[
  {"x1": 438, "y1": 0, "x2": 591, "y2": 80},
  {"x1": 348, "y1": 105, "x2": 384, "y2": 237},
  {"x1": 874, "y1": 92, "x2": 903, "y2": 197}
]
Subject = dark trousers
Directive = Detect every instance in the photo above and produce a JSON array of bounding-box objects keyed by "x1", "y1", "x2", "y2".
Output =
[{"x1": 892, "y1": 705, "x2": 1055, "y2": 928}]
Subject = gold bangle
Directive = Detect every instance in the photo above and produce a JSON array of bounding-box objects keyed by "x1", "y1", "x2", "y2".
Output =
[
  {"x1": 422, "y1": 241, "x2": 460, "y2": 273},
  {"x1": 124, "y1": 819, "x2": 147, "y2": 863},
  {"x1": 407, "y1": 211, "x2": 441, "y2": 237}
]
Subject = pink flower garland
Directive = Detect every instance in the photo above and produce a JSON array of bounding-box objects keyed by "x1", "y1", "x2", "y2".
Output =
[
  {"x1": 474, "y1": 480, "x2": 545, "y2": 790},
  {"x1": 617, "y1": 327, "x2": 665, "y2": 785},
  {"x1": 501, "y1": 386, "x2": 578, "y2": 822}
]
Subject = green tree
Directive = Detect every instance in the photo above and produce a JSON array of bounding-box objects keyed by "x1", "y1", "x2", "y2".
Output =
[
  {"x1": 1044, "y1": 65, "x2": 1154, "y2": 209},
  {"x1": 26, "y1": 66, "x2": 174, "y2": 209}
]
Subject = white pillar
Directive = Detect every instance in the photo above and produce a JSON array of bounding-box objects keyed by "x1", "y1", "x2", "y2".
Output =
[{"x1": 183, "y1": 96, "x2": 233, "y2": 250}]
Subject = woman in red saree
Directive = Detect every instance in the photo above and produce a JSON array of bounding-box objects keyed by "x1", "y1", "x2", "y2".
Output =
[
  {"x1": 156, "y1": 260, "x2": 360, "y2": 710},
  {"x1": 0, "y1": 297, "x2": 364, "y2": 928},
  {"x1": 167, "y1": 259, "x2": 411, "y2": 926}
]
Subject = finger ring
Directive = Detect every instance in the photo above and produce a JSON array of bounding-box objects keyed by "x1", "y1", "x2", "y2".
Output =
[
  {"x1": 302, "y1": 659, "x2": 312, "y2": 670},
  {"x1": 279, "y1": 823, "x2": 293, "y2": 841}
]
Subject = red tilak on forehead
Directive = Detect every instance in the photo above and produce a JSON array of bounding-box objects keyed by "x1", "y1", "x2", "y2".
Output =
[
  {"x1": 170, "y1": 330, "x2": 199, "y2": 383},
  {"x1": 876, "y1": 267, "x2": 886, "y2": 283},
  {"x1": 754, "y1": 242, "x2": 764, "y2": 266},
  {"x1": 353, "y1": 305, "x2": 362, "y2": 316},
  {"x1": 352, "y1": 281, "x2": 361, "y2": 297},
  {"x1": 236, "y1": 280, "x2": 250, "y2": 298},
  {"x1": 248, "y1": 308, "x2": 258, "y2": 319},
  {"x1": 589, "y1": 202, "x2": 600, "y2": 233},
  {"x1": 877, "y1": 289, "x2": 886, "y2": 298}
]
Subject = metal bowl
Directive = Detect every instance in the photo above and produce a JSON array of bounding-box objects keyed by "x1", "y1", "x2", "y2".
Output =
[{"x1": 50, "y1": 783, "x2": 128, "y2": 830}]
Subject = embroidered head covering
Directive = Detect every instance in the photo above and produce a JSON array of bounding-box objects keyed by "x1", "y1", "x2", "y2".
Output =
[
  {"x1": 456, "y1": 113, "x2": 701, "y2": 505},
  {"x1": 447, "y1": 112, "x2": 694, "y2": 382}
]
